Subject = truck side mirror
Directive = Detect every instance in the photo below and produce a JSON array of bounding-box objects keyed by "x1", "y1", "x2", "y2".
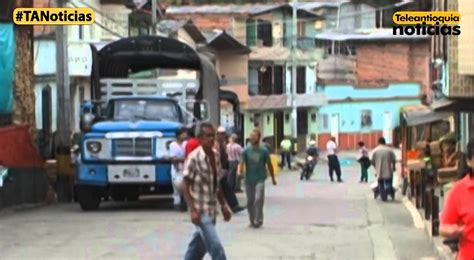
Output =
[
  {"x1": 198, "y1": 101, "x2": 209, "y2": 122},
  {"x1": 182, "y1": 100, "x2": 209, "y2": 123}
]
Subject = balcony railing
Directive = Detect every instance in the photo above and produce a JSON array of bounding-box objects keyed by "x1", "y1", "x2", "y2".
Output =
[
  {"x1": 219, "y1": 77, "x2": 247, "y2": 87},
  {"x1": 248, "y1": 37, "x2": 317, "y2": 50},
  {"x1": 248, "y1": 83, "x2": 285, "y2": 96}
]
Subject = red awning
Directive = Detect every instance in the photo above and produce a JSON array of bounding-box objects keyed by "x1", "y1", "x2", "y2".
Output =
[{"x1": 0, "y1": 125, "x2": 44, "y2": 167}]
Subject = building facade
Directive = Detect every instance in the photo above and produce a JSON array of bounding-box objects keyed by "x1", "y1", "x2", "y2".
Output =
[{"x1": 431, "y1": 0, "x2": 474, "y2": 150}]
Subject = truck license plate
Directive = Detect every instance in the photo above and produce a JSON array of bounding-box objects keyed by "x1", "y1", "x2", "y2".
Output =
[
  {"x1": 108, "y1": 165, "x2": 155, "y2": 183},
  {"x1": 123, "y1": 168, "x2": 140, "y2": 178}
]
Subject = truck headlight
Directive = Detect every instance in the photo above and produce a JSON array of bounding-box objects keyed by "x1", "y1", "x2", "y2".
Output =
[{"x1": 86, "y1": 141, "x2": 102, "y2": 154}]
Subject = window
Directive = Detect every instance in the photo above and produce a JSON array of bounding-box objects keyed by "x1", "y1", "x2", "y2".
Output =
[
  {"x1": 113, "y1": 99, "x2": 180, "y2": 122},
  {"x1": 267, "y1": 115, "x2": 271, "y2": 124},
  {"x1": 297, "y1": 21, "x2": 305, "y2": 37},
  {"x1": 246, "y1": 19, "x2": 257, "y2": 47},
  {"x1": 296, "y1": 66, "x2": 306, "y2": 94},
  {"x1": 361, "y1": 110, "x2": 372, "y2": 128},
  {"x1": 311, "y1": 113, "x2": 316, "y2": 122},
  {"x1": 297, "y1": 109, "x2": 308, "y2": 135},
  {"x1": 321, "y1": 114, "x2": 329, "y2": 129},
  {"x1": 41, "y1": 86, "x2": 52, "y2": 142},
  {"x1": 273, "y1": 65, "x2": 284, "y2": 94},
  {"x1": 78, "y1": 25, "x2": 83, "y2": 40},
  {"x1": 260, "y1": 66, "x2": 273, "y2": 95},
  {"x1": 79, "y1": 86, "x2": 85, "y2": 105},
  {"x1": 257, "y1": 20, "x2": 273, "y2": 47},
  {"x1": 285, "y1": 113, "x2": 290, "y2": 122}
]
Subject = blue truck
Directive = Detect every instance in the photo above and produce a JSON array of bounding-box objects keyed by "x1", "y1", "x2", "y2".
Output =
[{"x1": 74, "y1": 36, "x2": 241, "y2": 211}]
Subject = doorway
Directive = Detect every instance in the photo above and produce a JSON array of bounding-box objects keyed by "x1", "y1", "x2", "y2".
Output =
[{"x1": 274, "y1": 111, "x2": 284, "y2": 148}]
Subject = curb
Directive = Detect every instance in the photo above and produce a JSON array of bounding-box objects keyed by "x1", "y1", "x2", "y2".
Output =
[
  {"x1": 0, "y1": 202, "x2": 49, "y2": 217},
  {"x1": 403, "y1": 198, "x2": 456, "y2": 260}
]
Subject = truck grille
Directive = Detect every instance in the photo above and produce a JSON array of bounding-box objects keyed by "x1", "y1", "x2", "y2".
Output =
[{"x1": 114, "y1": 138, "x2": 153, "y2": 157}]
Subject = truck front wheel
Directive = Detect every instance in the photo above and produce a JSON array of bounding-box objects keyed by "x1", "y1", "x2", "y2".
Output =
[{"x1": 77, "y1": 185, "x2": 102, "y2": 211}]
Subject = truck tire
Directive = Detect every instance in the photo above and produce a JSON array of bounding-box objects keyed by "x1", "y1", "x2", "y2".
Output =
[{"x1": 77, "y1": 186, "x2": 101, "y2": 211}]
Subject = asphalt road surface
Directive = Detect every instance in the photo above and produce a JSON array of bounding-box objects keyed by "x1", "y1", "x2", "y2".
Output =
[{"x1": 0, "y1": 160, "x2": 438, "y2": 259}]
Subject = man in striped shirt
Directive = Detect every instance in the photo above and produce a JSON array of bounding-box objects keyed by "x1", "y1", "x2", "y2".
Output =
[
  {"x1": 226, "y1": 133, "x2": 243, "y2": 192},
  {"x1": 182, "y1": 123, "x2": 231, "y2": 260}
]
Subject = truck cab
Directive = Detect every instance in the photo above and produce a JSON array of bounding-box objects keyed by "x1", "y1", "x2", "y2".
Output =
[{"x1": 74, "y1": 35, "x2": 222, "y2": 211}]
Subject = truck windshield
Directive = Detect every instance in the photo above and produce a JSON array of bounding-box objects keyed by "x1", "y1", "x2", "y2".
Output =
[{"x1": 112, "y1": 99, "x2": 180, "y2": 122}]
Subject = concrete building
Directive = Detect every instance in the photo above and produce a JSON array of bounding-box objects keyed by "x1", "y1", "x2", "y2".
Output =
[
  {"x1": 315, "y1": 29, "x2": 430, "y2": 149},
  {"x1": 33, "y1": 0, "x2": 132, "y2": 158},
  {"x1": 430, "y1": 0, "x2": 474, "y2": 149},
  {"x1": 166, "y1": 4, "x2": 329, "y2": 150}
]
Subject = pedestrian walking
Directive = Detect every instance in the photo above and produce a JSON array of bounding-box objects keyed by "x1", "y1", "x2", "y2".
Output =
[
  {"x1": 440, "y1": 139, "x2": 474, "y2": 260},
  {"x1": 215, "y1": 127, "x2": 246, "y2": 213},
  {"x1": 185, "y1": 126, "x2": 245, "y2": 214},
  {"x1": 169, "y1": 127, "x2": 188, "y2": 210},
  {"x1": 279, "y1": 136, "x2": 292, "y2": 170},
  {"x1": 357, "y1": 141, "x2": 370, "y2": 183},
  {"x1": 326, "y1": 137, "x2": 343, "y2": 182},
  {"x1": 371, "y1": 137, "x2": 396, "y2": 201},
  {"x1": 182, "y1": 123, "x2": 231, "y2": 260},
  {"x1": 226, "y1": 133, "x2": 243, "y2": 192},
  {"x1": 239, "y1": 129, "x2": 277, "y2": 228}
]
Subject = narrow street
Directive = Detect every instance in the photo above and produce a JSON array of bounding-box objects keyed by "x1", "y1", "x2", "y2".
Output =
[{"x1": 0, "y1": 160, "x2": 437, "y2": 260}]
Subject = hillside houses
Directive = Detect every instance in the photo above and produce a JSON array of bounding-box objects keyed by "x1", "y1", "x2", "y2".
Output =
[{"x1": 29, "y1": 0, "x2": 432, "y2": 153}]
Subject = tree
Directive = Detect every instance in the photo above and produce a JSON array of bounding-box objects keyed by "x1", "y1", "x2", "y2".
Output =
[{"x1": 13, "y1": 0, "x2": 36, "y2": 145}]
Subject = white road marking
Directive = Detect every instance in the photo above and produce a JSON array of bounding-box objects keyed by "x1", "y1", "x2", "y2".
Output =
[{"x1": 402, "y1": 197, "x2": 425, "y2": 229}]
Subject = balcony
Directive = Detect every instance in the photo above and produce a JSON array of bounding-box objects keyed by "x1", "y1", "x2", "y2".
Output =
[
  {"x1": 282, "y1": 37, "x2": 316, "y2": 50},
  {"x1": 246, "y1": 93, "x2": 327, "y2": 111},
  {"x1": 248, "y1": 37, "x2": 317, "y2": 50}
]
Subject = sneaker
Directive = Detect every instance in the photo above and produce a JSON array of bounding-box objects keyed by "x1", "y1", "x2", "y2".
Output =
[
  {"x1": 254, "y1": 222, "x2": 263, "y2": 228},
  {"x1": 338, "y1": 179, "x2": 343, "y2": 183}
]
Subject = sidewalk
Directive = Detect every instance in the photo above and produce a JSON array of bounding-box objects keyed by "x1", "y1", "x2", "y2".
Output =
[{"x1": 314, "y1": 149, "x2": 455, "y2": 258}]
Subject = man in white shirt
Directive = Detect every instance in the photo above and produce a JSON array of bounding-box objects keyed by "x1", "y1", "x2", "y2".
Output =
[
  {"x1": 326, "y1": 137, "x2": 342, "y2": 182},
  {"x1": 169, "y1": 127, "x2": 188, "y2": 211}
]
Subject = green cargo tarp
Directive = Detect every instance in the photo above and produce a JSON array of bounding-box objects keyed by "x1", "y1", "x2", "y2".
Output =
[{"x1": 0, "y1": 23, "x2": 15, "y2": 113}]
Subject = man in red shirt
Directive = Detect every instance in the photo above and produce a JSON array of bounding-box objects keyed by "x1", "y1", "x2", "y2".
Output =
[{"x1": 440, "y1": 139, "x2": 474, "y2": 260}]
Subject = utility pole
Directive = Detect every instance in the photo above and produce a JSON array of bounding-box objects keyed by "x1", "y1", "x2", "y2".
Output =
[
  {"x1": 56, "y1": 0, "x2": 72, "y2": 202},
  {"x1": 290, "y1": 0, "x2": 298, "y2": 142},
  {"x1": 151, "y1": 0, "x2": 157, "y2": 35}
]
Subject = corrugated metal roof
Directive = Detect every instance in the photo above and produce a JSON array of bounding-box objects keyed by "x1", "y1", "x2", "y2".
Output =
[
  {"x1": 203, "y1": 29, "x2": 251, "y2": 54},
  {"x1": 315, "y1": 29, "x2": 429, "y2": 41},
  {"x1": 157, "y1": 19, "x2": 206, "y2": 43},
  {"x1": 291, "y1": 1, "x2": 348, "y2": 11},
  {"x1": 167, "y1": 4, "x2": 283, "y2": 16},
  {"x1": 158, "y1": 20, "x2": 188, "y2": 34}
]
